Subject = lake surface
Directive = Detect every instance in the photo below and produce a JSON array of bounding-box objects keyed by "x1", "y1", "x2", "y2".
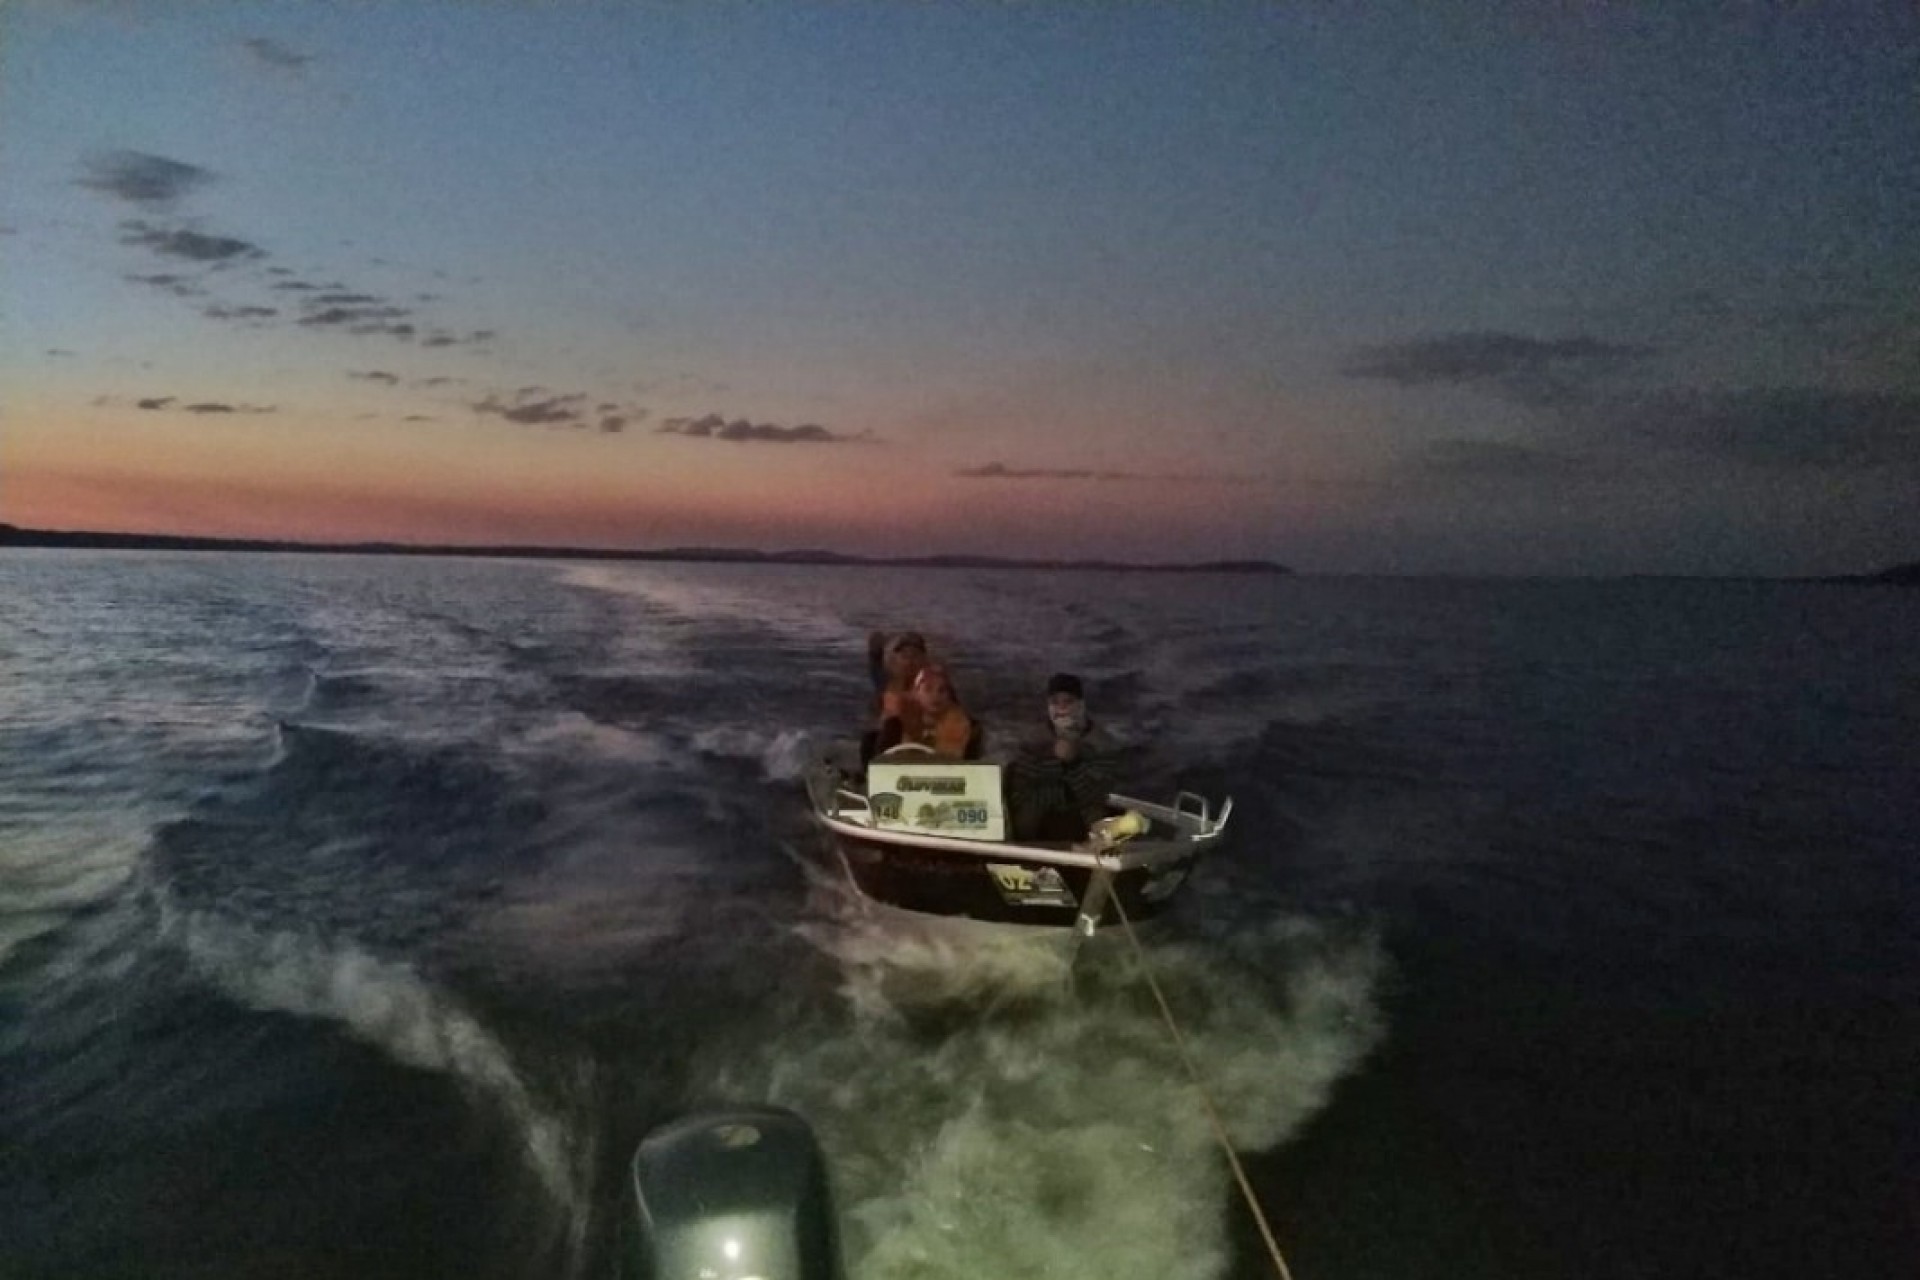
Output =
[{"x1": 2, "y1": 551, "x2": 1914, "y2": 1278}]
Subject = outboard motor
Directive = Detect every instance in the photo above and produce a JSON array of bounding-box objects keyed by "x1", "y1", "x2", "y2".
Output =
[{"x1": 629, "y1": 1106, "x2": 842, "y2": 1280}]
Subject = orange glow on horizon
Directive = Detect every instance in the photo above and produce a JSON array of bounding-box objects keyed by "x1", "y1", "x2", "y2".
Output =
[
  {"x1": 4, "y1": 459, "x2": 944, "y2": 550},
  {"x1": 4, "y1": 401, "x2": 1314, "y2": 560}
]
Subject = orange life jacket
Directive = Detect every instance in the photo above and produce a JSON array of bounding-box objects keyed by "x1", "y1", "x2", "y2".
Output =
[
  {"x1": 880, "y1": 687, "x2": 925, "y2": 744},
  {"x1": 919, "y1": 705, "x2": 975, "y2": 759}
]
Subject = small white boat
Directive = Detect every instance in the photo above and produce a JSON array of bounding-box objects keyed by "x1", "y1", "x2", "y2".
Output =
[{"x1": 804, "y1": 747, "x2": 1232, "y2": 934}]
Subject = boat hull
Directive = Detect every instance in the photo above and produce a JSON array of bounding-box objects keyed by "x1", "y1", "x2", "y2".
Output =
[
  {"x1": 805, "y1": 760, "x2": 1224, "y2": 932},
  {"x1": 827, "y1": 828, "x2": 1199, "y2": 929}
]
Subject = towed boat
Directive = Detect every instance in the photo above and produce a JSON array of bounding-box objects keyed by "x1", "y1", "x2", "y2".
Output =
[{"x1": 804, "y1": 745, "x2": 1231, "y2": 934}]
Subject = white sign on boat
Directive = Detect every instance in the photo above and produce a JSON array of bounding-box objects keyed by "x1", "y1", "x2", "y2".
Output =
[{"x1": 864, "y1": 759, "x2": 1007, "y2": 842}]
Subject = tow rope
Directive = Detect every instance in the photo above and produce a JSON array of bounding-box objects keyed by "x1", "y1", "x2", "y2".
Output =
[{"x1": 1108, "y1": 888, "x2": 1298, "y2": 1280}]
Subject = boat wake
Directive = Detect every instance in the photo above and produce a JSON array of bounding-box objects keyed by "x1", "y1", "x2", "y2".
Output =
[
  {"x1": 706, "y1": 903, "x2": 1384, "y2": 1280},
  {"x1": 161, "y1": 905, "x2": 597, "y2": 1271}
]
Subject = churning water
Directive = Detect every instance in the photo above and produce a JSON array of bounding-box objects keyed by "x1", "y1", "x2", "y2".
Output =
[{"x1": 2, "y1": 552, "x2": 1914, "y2": 1277}]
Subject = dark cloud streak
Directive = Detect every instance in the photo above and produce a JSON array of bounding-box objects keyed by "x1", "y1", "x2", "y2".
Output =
[
  {"x1": 1345, "y1": 332, "x2": 1655, "y2": 406},
  {"x1": 657, "y1": 412, "x2": 864, "y2": 444},
  {"x1": 120, "y1": 220, "x2": 265, "y2": 263},
  {"x1": 299, "y1": 305, "x2": 411, "y2": 327},
  {"x1": 78, "y1": 152, "x2": 214, "y2": 206},
  {"x1": 1345, "y1": 332, "x2": 1655, "y2": 385},
  {"x1": 125, "y1": 272, "x2": 207, "y2": 298},
  {"x1": 1621, "y1": 387, "x2": 1920, "y2": 471},
  {"x1": 474, "y1": 392, "x2": 588, "y2": 426},
  {"x1": 133, "y1": 397, "x2": 275, "y2": 415},
  {"x1": 1410, "y1": 439, "x2": 1586, "y2": 480},
  {"x1": 955, "y1": 461, "x2": 1248, "y2": 483},
  {"x1": 957, "y1": 462, "x2": 1131, "y2": 480},
  {"x1": 240, "y1": 38, "x2": 313, "y2": 70}
]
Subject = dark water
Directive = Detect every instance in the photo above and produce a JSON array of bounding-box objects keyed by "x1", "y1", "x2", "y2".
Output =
[{"x1": 2, "y1": 552, "x2": 1914, "y2": 1278}]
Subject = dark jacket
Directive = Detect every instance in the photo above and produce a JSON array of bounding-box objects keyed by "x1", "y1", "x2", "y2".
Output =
[{"x1": 1006, "y1": 717, "x2": 1117, "y2": 837}]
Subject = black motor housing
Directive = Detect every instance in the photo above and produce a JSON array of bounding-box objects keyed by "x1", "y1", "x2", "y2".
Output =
[{"x1": 628, "y1": 1106, "x2": 842, "y2": 1280}]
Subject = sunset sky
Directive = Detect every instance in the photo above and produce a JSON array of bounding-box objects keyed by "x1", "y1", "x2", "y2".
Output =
[{"x1": 4, "y1": 2, "x2": 1916, "y2": 574}]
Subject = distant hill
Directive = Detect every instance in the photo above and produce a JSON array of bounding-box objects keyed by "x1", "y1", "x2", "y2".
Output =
[
  {"x1": 1799, "y1": 559, "x2": 1920, "y2": 586},
  {"x1": 0, "y1": 524, "x2": 1291, "y2": 576}
]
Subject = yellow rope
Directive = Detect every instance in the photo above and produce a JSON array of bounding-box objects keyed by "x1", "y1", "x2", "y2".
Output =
[{"x1": 1109, "y1": 886, "x2": 1298, "y2": 1280}]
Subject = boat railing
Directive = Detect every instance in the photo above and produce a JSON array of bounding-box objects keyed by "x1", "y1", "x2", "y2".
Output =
[
  {"x1": 1105, "y1": 791, "x2": 1232, "y2": 838},
  {"x1": 823, "y1": 762, "x2": 1229, "y2": 845}
]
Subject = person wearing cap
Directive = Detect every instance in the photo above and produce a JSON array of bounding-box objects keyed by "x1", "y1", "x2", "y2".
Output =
[
  {"x1": 1007, "y1": 672, "x2": 1117, "y2": 840},
  {"x1": 862, "y1": 630, "x2": 928, "y2": 763}
]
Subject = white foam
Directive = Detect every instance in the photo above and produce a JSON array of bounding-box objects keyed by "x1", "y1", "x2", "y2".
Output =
[
  {"x1": 164, "y1": 908, "x2": 594, "y2": 1262},
  {"x1": 689, "y1": 724, "x2": 820, "y2": 780},
  {"x1": 509, "y1": 710, "x2": 681, "y2": 769},
  {"x1": 557, "y1": 563, "x2": 850, "y2": 645},
  {"x1": 712, "y1": 910, "x2": 1384, "y2": 1280},
  {"x1": 0, "y1": 824, "x2": 147, "y2": 966}
]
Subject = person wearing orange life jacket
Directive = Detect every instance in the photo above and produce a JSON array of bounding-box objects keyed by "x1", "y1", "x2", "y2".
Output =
[
  {"x1": 879, "y1": 663, "x2": 980, "y2": 759},
  {"x1": 863, "y1": 630, "x2": 928, "y2": 763}
]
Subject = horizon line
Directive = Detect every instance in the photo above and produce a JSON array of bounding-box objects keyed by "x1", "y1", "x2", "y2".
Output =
[
  {"x1": 2, "y1": 523, "x2": 1912, "y2": 583},
  {"x1": 0, "y1": 523, "x2": 1293, "y2": 575}
]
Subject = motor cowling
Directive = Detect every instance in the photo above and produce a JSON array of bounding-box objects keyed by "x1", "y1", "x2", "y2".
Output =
[{"x1": 629, "y1": 1106, "x2": 842, "y2": 1280}]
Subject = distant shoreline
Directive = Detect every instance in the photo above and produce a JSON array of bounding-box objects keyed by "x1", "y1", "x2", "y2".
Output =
[
  {"x1": 4, "y1": 524, "x2": 1912, "y2": 583},
  {"x1": 0, "y1": 524, "x2": 1292, "y2": 576}
]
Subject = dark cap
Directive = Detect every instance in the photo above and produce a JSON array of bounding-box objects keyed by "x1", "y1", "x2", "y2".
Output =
[
  {"x1": 1046, "y1": 672, "x2": 1084, "y2": 699},
  {"x1": 886, "y1": 631, "x2": 927, "y2": 654}
]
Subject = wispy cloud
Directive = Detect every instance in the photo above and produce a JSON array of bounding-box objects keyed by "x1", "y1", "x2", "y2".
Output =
[
  {"x1": 120, "y1": 220, "x2": 265, "y2": 263},
  {"x1": 657, "y1": 412, "x2": 866, "y2": 444},
  {"x1": 134, "y1": 395, "x2": 276, "y2": 415},
  {"x1": 955, "y1": 461, "x2": 1246, "y2": 483},
  {"x1": 298, "y1": 304, "x2": 411, "y2": 327},
  {"x1": 125, "y1": 272, "x2": 207, "y2": 298},
  {"x1": 1345, "y1": 332, "x2": 1654, "y2": 384},
  {"x1": 240, "y1": 37, "x2": 313, "y2": 71},
  {"x1": 84, "y1": 154, "x2": 504, "y2": 356},
  {"x1": 474, "y1": 390, "x2": 590, "y2": 427},
  {"x1": 1408, "y1": 439, "x2": 1587, "y2": 480},
  {"x1": 1618, "y1": 387, "x2": 1920, "y2": 471},
  {"x1": 78, "y1": 151, "x2": 215, "y2": 206},
  {"x1": 348, "y1": 370, "x2": 401, "y2": 385},
  {"x1": 202, "y1": 304, "x2": 277, "y2": 320},
  {"x1": 1345, "y1": 331, "x2": 1654, "y2": 405},
  {"x1": 957, "y1": 462, "x2": 1135, "y2": 480},
  {"x1": 420, "y1": 328, "x2": 494, "y2": 348}
]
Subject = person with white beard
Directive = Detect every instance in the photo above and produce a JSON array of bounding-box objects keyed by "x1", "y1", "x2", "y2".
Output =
[{"x1": 1006, "y1": 672, "x2": 1117, "y2": 840}]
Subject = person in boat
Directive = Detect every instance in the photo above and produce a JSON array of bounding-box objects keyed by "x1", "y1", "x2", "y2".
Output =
[
  {"x1": 878, "y1": 662, "x2": 980, "y2": 759},
  {"x1": 1006, "y1": 672, "x2": 1116, "y2": 840},
  {"x1": 862, "y1": 630, "x2": 929, "y2": 763}
]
